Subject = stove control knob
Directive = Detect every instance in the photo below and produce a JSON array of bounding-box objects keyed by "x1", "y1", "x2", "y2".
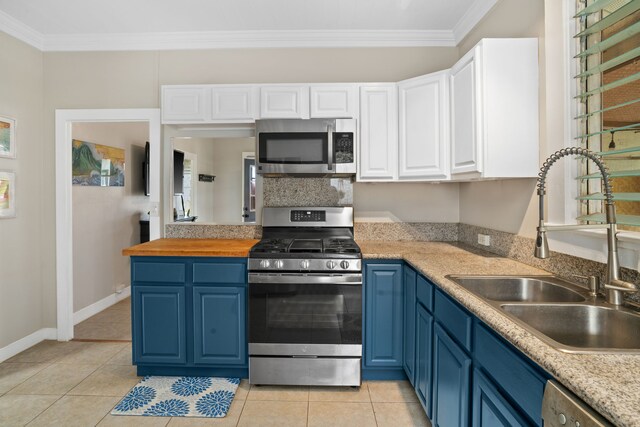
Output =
[
  {"x1": 300, "y1": 260, "x2": 310, "y2": 269},
  {"x1": 274, "y1": 260, "x2": 284, "y2": 269},
  {"x1": 260, "y1": 260, "x2": 271, "y2": 269},
  {"x1": 326, "y1": 260, "x2": 337, "y2": 269},
  {"x1": 340, "y1": 260, "x2": 350, "y2": 270}
]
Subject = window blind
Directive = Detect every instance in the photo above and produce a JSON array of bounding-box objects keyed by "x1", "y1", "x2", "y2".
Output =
[{"x1": 575, "y1": 0, "x2": 640, "y2": 230}]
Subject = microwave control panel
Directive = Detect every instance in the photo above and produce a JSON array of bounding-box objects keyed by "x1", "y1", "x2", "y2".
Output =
[{"x1": 334, "y1": 133, "x2": 354, "y2": 164}]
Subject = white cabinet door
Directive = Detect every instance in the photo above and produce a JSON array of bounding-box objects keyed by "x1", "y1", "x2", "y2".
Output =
[
  {"x1": 359, "y1": 84, "x2": 398, "y2": 181},
  {"x1": 259, "y1": 86, "x2": 310, "y2": 119},
  {"x1": 450, "y1": 47, "x2": 481, "y2": 175},
  {"x1": 310, "y1": 85, "x2": 358, "y2": 118},
  {"x1": 162, "y1": 86, "x2": 209, "y2": 123},
  {"x1": 450, "y1": 39, "x2": 539, "y2": 178},
  {"x1": 398, "y1": 71, "x2": 450, "y2": 180},
  {"x1": 211, "y1": 86, "x2": 257, "y2": 120}
]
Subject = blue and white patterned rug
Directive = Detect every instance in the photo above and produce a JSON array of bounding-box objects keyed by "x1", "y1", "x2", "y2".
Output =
[{"x1": 111, "y1": 376, "x2": 239, "y2": 418}]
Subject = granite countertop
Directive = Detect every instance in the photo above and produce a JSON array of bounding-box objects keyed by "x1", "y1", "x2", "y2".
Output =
[
  {"x1": 358, "y1": 240, "x2": 640, "y2": 427},
  {"x1": 122, "y1": 238, "x2": 260, "y2": 257}
]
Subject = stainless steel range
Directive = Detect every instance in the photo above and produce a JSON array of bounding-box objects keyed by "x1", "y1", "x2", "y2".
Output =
[{"x1": 248, "y1": 207, "x2": 362, "y2": 387}]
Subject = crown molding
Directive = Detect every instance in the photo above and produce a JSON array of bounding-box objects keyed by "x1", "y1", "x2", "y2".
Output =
[
  {"x1": 0, "y1": 9, "x2": 43, "y2": 50},
  {"x1": 453, "y1": 0, "x2": 500, "y2": 44},
  {"x1": 41, "y1": 29, "x2": 456, "y2": 51}
]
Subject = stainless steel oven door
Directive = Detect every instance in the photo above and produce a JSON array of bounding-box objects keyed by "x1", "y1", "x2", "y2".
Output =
[{"x1": 248, "y1": 273, "x2": 362, "y2": 357}]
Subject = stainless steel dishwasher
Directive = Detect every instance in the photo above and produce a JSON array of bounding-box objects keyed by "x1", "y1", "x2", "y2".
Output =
[{"x1": 542, "y1": 381, "x2": 613, "y2": 427}]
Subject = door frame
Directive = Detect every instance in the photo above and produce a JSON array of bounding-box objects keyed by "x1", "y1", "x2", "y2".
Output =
[{"x1": 55, "y1": 108, "x2": 161, "y2": 341}]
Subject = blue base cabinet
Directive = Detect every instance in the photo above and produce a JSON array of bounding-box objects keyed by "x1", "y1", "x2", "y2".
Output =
[
  {"x1": 193, "y1": 286, "x2": 246, "y2": 365},
  {"x1": 414, "y1": 302, "x2": 433, "y2": 417},
  {"x1": 130, "y1": 256, "x2": 248, "y2": 377},
  {"x1": 133, "y1": 286, "x2": 186, "y2": 365},
  {"x1": 432, "y1": 323, "x2": 472, "y2": 427},
  {"x1": 403, "y1": 265, "x2": 417, "y2": 385},
  {"x1": 363, "y1": 261, "x2": 405, "y2": 380},
  {"x1": 363, "y1": 261, "x2": 550, "y2": 427},
  {"x1": 472, "y1": 369, "x2": 529, "y2": 427}
]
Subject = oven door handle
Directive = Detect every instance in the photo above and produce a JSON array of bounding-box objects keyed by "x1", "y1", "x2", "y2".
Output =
[{"x1": 248, "y1": 273, "x2": 362, "y2": 285}]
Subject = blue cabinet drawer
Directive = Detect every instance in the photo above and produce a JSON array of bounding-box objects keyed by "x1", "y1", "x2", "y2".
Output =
[
  {"x1": 434, "y1": 289, "x2": 473, "y2": 352},
  {"x1": 193, "y1": 262, "x2": 246, "y2": 284},
  {"x1": 133, "y1": 262, "x2": 186, "y2": 283},
  {"x1": 416, "y1": 274, "x2": 433, "y2": 312},
  {"x1": 475, "y1": 323, "x2": 547, "y2": 426}
]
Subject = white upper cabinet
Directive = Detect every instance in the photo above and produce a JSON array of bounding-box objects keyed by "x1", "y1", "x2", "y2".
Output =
[
  {"x1": 359, "y1": 84, "x2": 398, "y2": 181},
  {"x1": 259, "y1": 86, "x2": 310, "y2": 119},
  {"x1": 211, "y1": 86, "x2": 258, "y2": 120},
  {"x1": 450, "y1": 38, "x2": 539, "y2": 179},
  {"x1": 162, "y1": 86, "x2": 209, "y2": 123},
  {"x1": 310, "y1": 84, "x2": 358, "y2": 118},
  {"x1": 398, "y1": 71, "x2": 450, "y2": 181}
]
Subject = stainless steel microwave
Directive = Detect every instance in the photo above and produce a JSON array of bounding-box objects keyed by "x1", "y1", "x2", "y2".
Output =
[{"x1": 255, "y1": 119, "x2": 357, "y2": 176}]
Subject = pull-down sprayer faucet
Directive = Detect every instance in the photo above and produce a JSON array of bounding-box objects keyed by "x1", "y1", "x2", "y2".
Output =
[{"x1": 535, "y1": 147, "x2": 637, "y2": 305}]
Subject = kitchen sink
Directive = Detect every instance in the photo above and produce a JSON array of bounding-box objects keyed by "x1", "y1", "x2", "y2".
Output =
[
  {"x1": 447, "y1": 274, "x2": 640, "y2": 353},
  {"x1": 447, "y1": 276, "x2": 587, "y2": 303},
  {"x1": 501, "y1": 304, "x2": 640, "y2": 353}
]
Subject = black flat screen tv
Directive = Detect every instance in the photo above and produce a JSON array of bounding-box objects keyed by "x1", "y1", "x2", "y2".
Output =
[{"x1": 143, "y1": 141, "x2": 150, "y2": 196}]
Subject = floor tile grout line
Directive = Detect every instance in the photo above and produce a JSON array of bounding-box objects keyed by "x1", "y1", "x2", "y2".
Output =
[
  {"x1": 23, "y1": 393, "x2": 66, "y2": 426},
  {"x1": 235, "y1": 395, "x2": 247, "y2": 427}
]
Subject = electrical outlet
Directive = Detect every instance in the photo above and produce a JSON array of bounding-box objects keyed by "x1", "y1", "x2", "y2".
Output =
[
  {"x1": 115, "y1": 283, "x2": 127, "y2": 293},
  {"x1": 477, "y1": 234, "x2": 491, "y2": 246}
]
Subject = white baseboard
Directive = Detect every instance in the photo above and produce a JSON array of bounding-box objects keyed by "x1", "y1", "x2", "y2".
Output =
[
  {"x1": 0, "y1": 328, "x2": 58, "y2": 363},
  {"x1": 73, "y1": 286, "x2": 131, "y2": 325}
]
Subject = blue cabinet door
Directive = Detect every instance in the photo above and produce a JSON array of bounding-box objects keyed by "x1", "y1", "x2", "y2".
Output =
[
  {"x1": 364, "y1": 263, "x2": 404, "y2": 368},
  {"x1": 193, "y1": 286, "x2": 247, "y2": 365},
  {"x1": 415, "y1": 303, "x2": 434, "y2": 418},
  {"x1": 133, "y1": 286, "x2": 186, "y2": 365},
  {"x1": 403, "y1": 265, "x2": 417, "y2": 384},
  {"x1": 432, "y1": 323, "x2": 472, "y2": 427},
  {"x1": 472, "y1": 369, "x2": 528, "y2": 427}
]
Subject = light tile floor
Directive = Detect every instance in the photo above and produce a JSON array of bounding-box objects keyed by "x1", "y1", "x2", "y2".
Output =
[
  {"x1": 74, "y1": 298, "x2": 132, "y2": 341},
  {"x1": 1, "y1": 299, "x2": 431, "y2": 426}
]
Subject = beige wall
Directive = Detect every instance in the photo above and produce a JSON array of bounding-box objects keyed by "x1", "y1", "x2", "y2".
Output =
[
  {"x1": 72, "y1": 122, "x2": 149, "y2": 312},
  {"x1": 354, "y1": 182, "x2": 460, "y2": 222},
  {"x1": 0, "y1": 32, "x2": 44, "y2": 348},
  {"x1": 458, "y1": 0, "x2": 546, "y2": 237}
]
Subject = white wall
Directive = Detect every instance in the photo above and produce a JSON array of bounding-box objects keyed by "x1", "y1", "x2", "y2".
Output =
[
  {"x1": 0, "y1": 32, "x2": 44, "y2": 349},
  {"x1": 72, "y1": 122, "x2": 149, "y2": 312}
]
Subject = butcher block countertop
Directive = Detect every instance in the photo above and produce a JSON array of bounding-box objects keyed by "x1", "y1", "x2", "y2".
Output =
[{"x1": 122, "y1": 238, "x2": 259, "y2": 257}]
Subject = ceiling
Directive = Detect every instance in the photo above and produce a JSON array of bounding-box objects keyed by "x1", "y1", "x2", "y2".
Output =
[{"x1": 0, "y1": 0, "x2": 498, "y2": 51}]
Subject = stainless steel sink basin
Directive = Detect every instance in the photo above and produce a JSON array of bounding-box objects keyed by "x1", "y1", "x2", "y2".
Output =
[
  {"x1": 501, "y1": 304, "x2": 640, "y2": 353},
  {"x1": 447, "y1": 276, "x2": 587, "y2": 303}
]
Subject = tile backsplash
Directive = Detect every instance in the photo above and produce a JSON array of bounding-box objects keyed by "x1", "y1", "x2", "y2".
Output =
[{"x1": 262, "y1": 177, "x2": 353, "y2": 207}]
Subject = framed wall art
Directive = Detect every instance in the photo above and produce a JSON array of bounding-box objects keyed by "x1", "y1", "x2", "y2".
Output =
[
  {"x1": 72, "y1": 139, "x2": 125, "y2": 187},
  {"x1": 0, "y1": 171, "x2": 16, "y2": 218},
  {"x1": 0, "y1": 116, "x2": 16, "y2": 159}
]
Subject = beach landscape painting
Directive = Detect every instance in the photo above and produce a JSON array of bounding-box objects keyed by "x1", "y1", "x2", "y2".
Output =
[
  {"x1": 72, "y1": 139, "x2": 125, "y2": 187},
  {"x1": 0, "y1": 171, "x2": 16, "y2": 218},
  {"x1": 0, "y1": 116, "x2": 16, "y2": 159}
]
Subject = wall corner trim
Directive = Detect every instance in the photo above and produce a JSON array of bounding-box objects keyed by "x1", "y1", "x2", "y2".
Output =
[
  {"x1": 452, "y1": 0, "x2": 500, "y2": 44},
  {"x1": 0, "y1": 328, "x2": 58, "y2": 363}
]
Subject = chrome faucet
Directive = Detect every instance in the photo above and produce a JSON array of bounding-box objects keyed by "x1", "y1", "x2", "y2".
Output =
[{"x1": 535, "y1": 147, "x2": 637, "y2": 305}]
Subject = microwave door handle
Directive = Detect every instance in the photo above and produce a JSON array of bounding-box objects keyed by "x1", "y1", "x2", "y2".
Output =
[{"x1": 327, "y1": 124, "x2": 334, "y2": 171}]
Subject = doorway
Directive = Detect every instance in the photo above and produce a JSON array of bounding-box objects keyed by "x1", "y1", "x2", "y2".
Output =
[
  {"x1": 55, "y1": 109, "x2": 161, "y2": 341},
  {"x1": 243, "y1": 152, "x2": 256, "y2": 223}
]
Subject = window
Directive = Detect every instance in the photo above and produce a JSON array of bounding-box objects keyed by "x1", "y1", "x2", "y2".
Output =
[{"x1": 575, "y1": 0, "x2": 640, "y2": 232}]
